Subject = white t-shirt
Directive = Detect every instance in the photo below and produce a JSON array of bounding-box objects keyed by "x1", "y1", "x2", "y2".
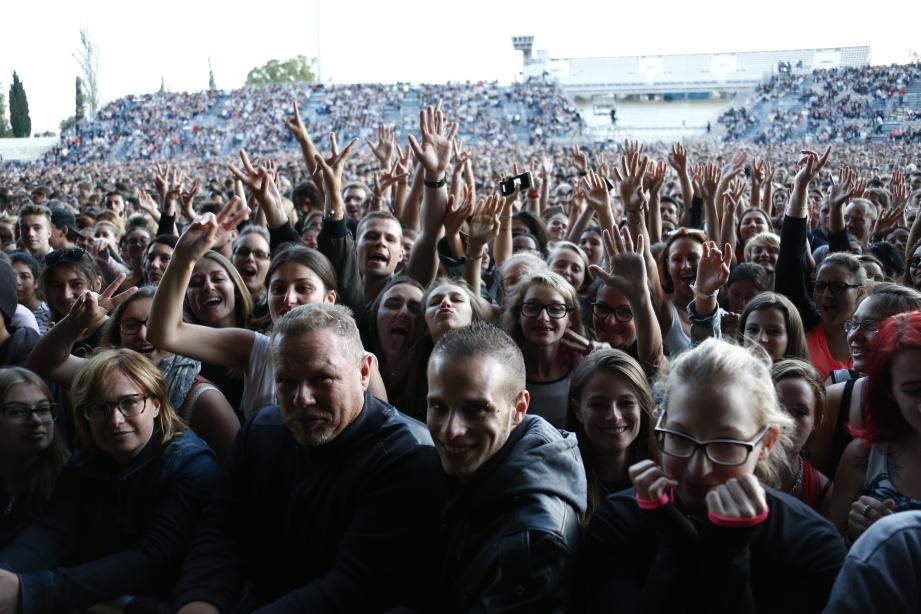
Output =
[{"x1": 242, "y1": 332, "x2": 277, "y2": 419}]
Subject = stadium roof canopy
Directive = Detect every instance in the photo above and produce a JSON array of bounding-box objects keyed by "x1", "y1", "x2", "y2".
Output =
[{"x1": 522, "y1": 46, "x2": 870, "y2": 95}]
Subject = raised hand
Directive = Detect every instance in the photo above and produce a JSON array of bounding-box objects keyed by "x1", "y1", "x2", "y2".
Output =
[
  {"x1": 313, "y1": 133, "x2": 358, "y2": 218},
  {"x1": 284, "y1": 100, "x2": 313, "y2": 146},
  {"x1": 67, "y1": 273, "x2": 136, "y2": 335},
  {"x1": 695, "y1": 241, "x2": 732, "y2": 295},
  {"x1": 229, "y1": 150, "x2": 287, "y2": 228},
  {"x1": 622, "y1": 139, "x2": 644, "y2": 162},
  {"x1": 613, "y1": 153, "x2": 649, "y2": 213},
  {"x1": 828, "y1": 166, "x2": 861, "y2": 209},
  {"x1": 466, "y1": 194, "x2": 503, "y2": 254},
  {"x1": 136, "y1": 188, "x2": 160, "y2": 219},
  {"x1": 872, "y1": 204, "x2": 907, "y2": 239},
  {"x1": 174, "y1": 196, "x2": 250, "y2": 263},
  {"x1": 407, "y1": 102, "x2": 458, "y2": 179},
  {"x1": 590, "y1": 225, "x2": 648, "y2": 302},
  {"x1": 643, "y1": 160, "x2": 667, "y2": 196},
  {"x1": 890, "y1": 171, "x2": 909, "y2": 208},
  {"x1": 667, "y1": 143, "x2": 689, "y2": 174},
  {"x1": 443, "y1": 186, "x2": 475, "y2": 239},
  {"x1": 154, "y1": 162, "x2": 170, "y2": 203},
  {"x1": 367, "y1": 124, "x2": 396, "y2": 168},
  {"x1": 178, "y1": 179, "x2": 200, "y2": 220},
  {"x1": 705, "y1": 475, "x2": 768, "y2": 520},
  {"x1": 793, "y1": 146, "x2": 832, "y2": 191},
  {"x1": 721, "y1": 150, "x2": 748, "y2": 182},
  {"x1": 571, "y1": 146, "x2": 589, "y2": 174},
  {"x1": 583, "y1": 169, "x2": 612, "y2": 215},
  {"x1": 698, "y1": 162, "x2": 722, "y2": 202}
]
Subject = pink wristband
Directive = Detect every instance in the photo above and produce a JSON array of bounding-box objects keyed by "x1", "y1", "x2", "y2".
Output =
[
  {"x1": 636, "y1": 490, "x2": 671, "y2": 510},
  {"x1": 707, "y1": 504, "x2": 770, "y2": 528}
]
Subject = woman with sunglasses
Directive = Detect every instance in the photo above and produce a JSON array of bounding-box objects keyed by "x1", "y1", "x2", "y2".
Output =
[
  {"x1": 0, "y1": 368, "x2": 68, "y2": 549},
  {"x1": 580, "y1": 339, "x2": 845, "y2": 612},
  {"x1": 0, "y1": 349, "x2": 219, "y2": 613},
  {"x1": 501, "y1": 270, "x2": 584, "y2": 427}
]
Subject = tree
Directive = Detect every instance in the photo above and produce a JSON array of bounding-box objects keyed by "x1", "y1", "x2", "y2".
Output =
[
  {"x1": 208, "y1": 57, "x2": 216, "y2": 91},
  {"x1": 9, "y1": 72, "x2": 31, "y2": 138},
  {"x1": 245, "y1": 55, "x2": 316, "y2": 86},
  {"x1": 75, "y1": 76, "x2": 85, "y2": 121},
  {"x1": 72, "y1": 28, "x2": 100, "y2": 116},
  {"x1": 0, "y1": 88, "x2": 9, "y2": 138},
  {"x1": 159, "y1": 77, "x2": 165, "y2": 93},
  {"x1": 60, "y1": 116, "x2": 77, "y2": 134}
]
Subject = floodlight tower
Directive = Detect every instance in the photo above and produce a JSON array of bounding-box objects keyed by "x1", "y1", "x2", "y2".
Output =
[{"x1": 512, "y1": 36, "x2": 534, "y2": 64}]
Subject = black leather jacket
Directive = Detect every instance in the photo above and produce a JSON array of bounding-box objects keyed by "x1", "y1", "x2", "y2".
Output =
[
  {"x1": 175, "y1": 393, "x2": 448, "y2": 613},
  {"x1": 434, "y1": 415, "x2": 587, "y2": 613}
]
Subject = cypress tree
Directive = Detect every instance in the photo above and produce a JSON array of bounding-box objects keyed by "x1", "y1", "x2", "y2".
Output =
[
  {"x1": 9, "y1": 72, "x2": 31, "y2": 138},
  {"x1": 76, "y1": 76, "x2": 85, "y2": 121}
]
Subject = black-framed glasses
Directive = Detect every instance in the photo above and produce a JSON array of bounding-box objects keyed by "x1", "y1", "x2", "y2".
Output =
[
  {"x1": 521, "y1": 302, "x2": 572, "y2": 319},
  {"x1": 654, "y1": 414, "x2": 771, "y2": 466},
  {"x1": 814, "y1": 281, "x2": 861, "y2": 295},
  {"x1": 1, "y1": 402, "x2": 58, "y2": 425},
  {"x1": 44, "y1": 247, "x2": 87, "y2": 268},
  {"x1": 592, "y1": 302, "x2": 634, "y2": 323},
  {"x1": 844, "y1": 319, "x2": 880, "y2": 334},
  {"x1": 82, "y1": 394, "x2": 151, "y2": 422},
  {"x1": 119, "y1": 318, "x2": 148, "y2": 335}
]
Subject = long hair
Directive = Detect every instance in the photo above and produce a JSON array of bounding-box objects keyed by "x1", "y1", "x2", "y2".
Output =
[
  {"x1": 501, "y1": 270, "x2": 584, "y2": 350},
  {"x1": 101, "y1": 286, "x2": 156, "y2": 348},
  {"x1": 771, "y1": 359, "x2": 826, "y2": 458},
  {"x1": 855, "y1": 311, "x2": 921, "y2": 443},
  {"x1": 567, "y1": 349, "x2": 658, "y2": 523},
  {"x1": 657, "y1": 228, "x2": 707, "y2": 295},
  {"x1": 0, "y1": 367, "x2": 69, "y2": 520},
  {"x1": 739, "y1": 292, "x2": 810, "y2": 361},
  {"x1": 184, "y1": 250, "x2": 252, "y2": 328},
  {"x1": 70, "y1": 349, "x2": 187, "y2": 456}
]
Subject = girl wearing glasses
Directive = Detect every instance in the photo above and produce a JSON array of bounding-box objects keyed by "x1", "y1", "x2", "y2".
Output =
[
  {"x1": 0, "y1": 368, "x2": 67, "y2": 549},
  {"x1": 502, "y1": 270, "x2": 584, "y2": 427},
  {"x1": 581, "y1": 339, "x2": 845, "y2": 612},
  {"x1": 814, "y1": 283, "x2": 921, "y2": 477},
  {"x1": 0, "y1": 349, "x2": 219, "y2": 612},
  {"x1": 28, "y1": 286, "x2": 240, "y2": 464},
  {"x1": 828, "y1": 310, "x2": 921, "y2": 545}
]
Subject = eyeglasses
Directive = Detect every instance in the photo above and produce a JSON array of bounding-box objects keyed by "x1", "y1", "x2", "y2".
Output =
[
  {"x1": 125, "y1": 236, "x2": 149, "y2": 247},
  {"x1": 1, "y1": 402, "x2": 58, "y2": 424},
  {"x1": 520, "y1": 302, "x2": 572, "y2": 319},
  {"x1": 44, "y1": 247, "x2": 86, "y2": 268},
  {"x1": 119, "y1": 318, "x2": 148, "y2": 335},
  {"x1": 910, "y1": 256, "x2": 921, "y2": 270},
  {"x1": 654, "y1": 414, "x2": 771, "y2": 466},
  {"x1": 235, "y1": 247, "x2": 270, "y2": 260},
  {"x1": 844, "y1": 319, "x2": 880, "y2": 334},
  {"x1": 82, "y1": 394, "x2": 151, "y2": 422},
  {"x1": 592, "y1": 302, "x2": 634, "y2": 323},
  {"x1": 814, "y1": 281, "x2": 861, "y2": 295}
]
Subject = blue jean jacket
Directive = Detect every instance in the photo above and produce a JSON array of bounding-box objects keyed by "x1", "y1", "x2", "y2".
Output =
[{"x1": 0, "y1": 429, "x2": 218, "y2": 613}]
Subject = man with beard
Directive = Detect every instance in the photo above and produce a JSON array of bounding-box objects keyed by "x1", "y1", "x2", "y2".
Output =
[
  {"x1": 174, "y1": 303, "x2": 446, "y2": 613},
  {"x1": 425, "y1": 323, "x2": 586, "y2": 612}
]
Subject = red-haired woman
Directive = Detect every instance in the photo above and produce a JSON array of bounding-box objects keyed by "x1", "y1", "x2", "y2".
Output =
[{"x1": 828, "y1": 310, "x2": 921, "y2": 544}]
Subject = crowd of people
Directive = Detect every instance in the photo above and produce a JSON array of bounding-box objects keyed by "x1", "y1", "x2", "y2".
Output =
[
  {"x1": 719, "y1": 62, "x2": 921, "y2": 144},
  {"x1": 0, "y1": 71, "x2": 919, "y2": 611}
]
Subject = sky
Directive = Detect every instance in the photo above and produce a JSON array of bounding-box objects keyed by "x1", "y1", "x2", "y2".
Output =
[{"x1": 2, "y1": 0, "x2": 919, "y2": 133}]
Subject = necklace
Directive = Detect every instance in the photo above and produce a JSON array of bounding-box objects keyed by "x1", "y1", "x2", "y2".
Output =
[{"x1": 788, "y1": 456, "x2": 804, "y2": 495}]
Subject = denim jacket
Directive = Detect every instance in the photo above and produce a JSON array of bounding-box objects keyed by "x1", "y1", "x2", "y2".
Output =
[{"x1": 0, "y1": 429, "x2": 219, "y2": 613}]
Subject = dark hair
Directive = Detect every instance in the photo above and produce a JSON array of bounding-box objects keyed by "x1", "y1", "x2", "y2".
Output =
[
  {"x1": 9, "y1": 251, "x2": 42, "y2": 297},
  {"x1": 39, "y1": 248, "x2": 102, "y2": 320},
  {"x1": 739, "y1": 292, "x2": 809, "y2": 361},
  {"x1": 727, "y1": 262, "x2": 769, "y2": 291},
  {"x1": 856, "y1": 311, "x2": 921, "y2": 443},
  {"x1": 511, "y1": 211, "x2": 550, "y2": 255},
  {"x1": 367, "y1": 275, "x2": 425, "y2": 364},
  {"x1": 430, "y1": 322, "x2": 526, "y2": 403},
  {"x1": 657, "y1": 228, "x2": 707, "y2": 295},
  {"x1": 101, "y1": 286, "x2": 157, "y2": 348},
  {"x1": 266, "y1": 244, "x2": 337, "y2": 296},
  {"x1": 868, "y1": 241, "x2": 904, "y2": 278}
]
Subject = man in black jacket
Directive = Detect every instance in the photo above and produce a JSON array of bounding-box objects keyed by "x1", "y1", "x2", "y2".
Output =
[
  {"x1": 175, "y1": 303, "x2": 447, "y2": 613},
  {"x1": 425, "y1": 323, "x2": 586, "y2": 613}
]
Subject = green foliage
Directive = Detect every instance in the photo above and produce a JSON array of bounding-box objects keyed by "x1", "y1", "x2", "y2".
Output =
[
  {"x1": 246, "y1": 56, "x2": 316, "y2": 86},
  {"x1": 73, "y1": 28, "x2": 100, "y2": 115},
  {"x1": 35, "y1": 130, "x2": 55, "y2": 137},
  {"x1": 76, "y1": 76, "x2": 85, "y2": 121},
  {"x1": 9, "y1": 72, "x2": 31, "y2": 138},
  {"x1": 208, "y1": 57, "x2": 216, "y2": 91},
  {"x1": 60, "y1": 116, "x2": 77, "y2": 134}
]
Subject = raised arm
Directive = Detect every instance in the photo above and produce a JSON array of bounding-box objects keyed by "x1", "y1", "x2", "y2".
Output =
[
  {"x1": 405, "y1": 103, "x2": 457, "y2": 287},
  {"x1": 464, "y1": 194, "x2": 501, "y2": 301},
  {"x1": 284, "y1": 100, "x2": 320, "y2": 177},
  {"x1": 147, "y1": 199, "x2": 256, "y2": 371},
  {"x1": 667, "y1": 143, "x2": 693, "y2": 218},
  {"x1": 591, "y1": 226, "x2": 665, "y2": 375},
  {"x1": 643, "y1": 160, "x2": 667, "y2": 244}
]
